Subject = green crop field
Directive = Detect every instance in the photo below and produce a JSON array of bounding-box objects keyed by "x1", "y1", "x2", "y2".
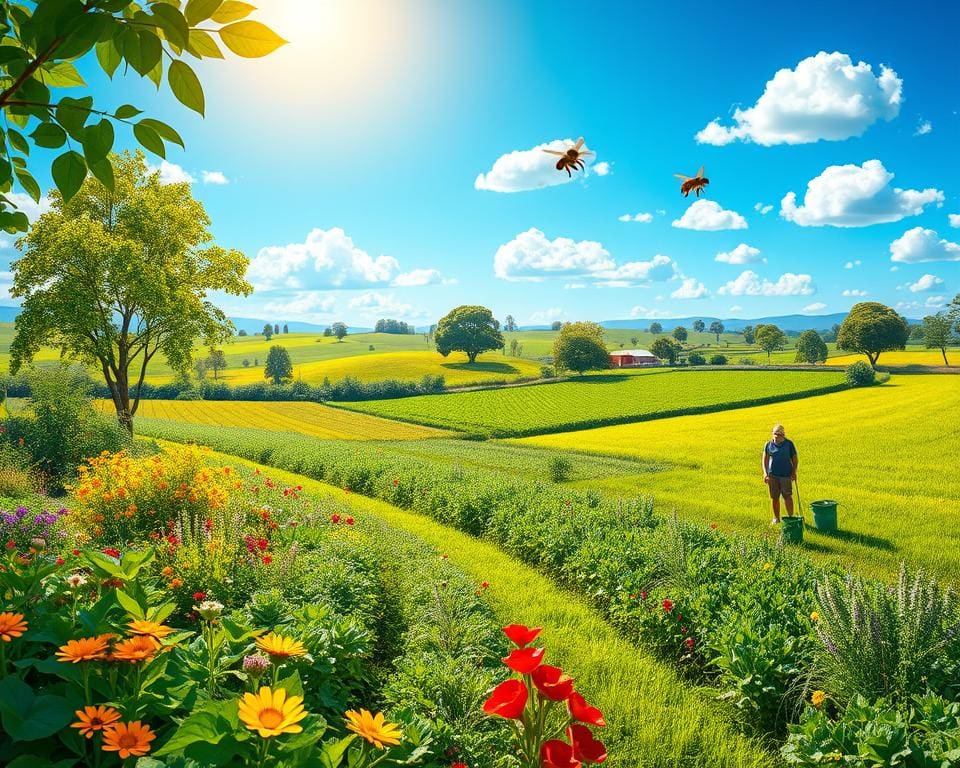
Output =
[
  {"x1": 338, "y1": 368, "x2": 848, "y2": 437},
  {"x1": 520, "y1": 374, "x2": 960, "y2": 580}
]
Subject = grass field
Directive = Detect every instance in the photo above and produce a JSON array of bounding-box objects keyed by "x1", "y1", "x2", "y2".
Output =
[
  {"x1": 116, "y1": 400, "x2": 452, "y2": 440},
  {"x1": 829, "y1": 350, "x2": 956, "y2": 367},
  {"x1": 520, "y1": 374, "x2": 960, "y2": 580},
  {"x1": 339, "y1": 368, "x2": 848, "y2": 437}
]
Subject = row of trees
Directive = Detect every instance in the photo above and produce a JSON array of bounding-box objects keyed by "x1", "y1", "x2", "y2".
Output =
[{"x1": 374, "y1": 318, "x2": 416, "y2": 334}]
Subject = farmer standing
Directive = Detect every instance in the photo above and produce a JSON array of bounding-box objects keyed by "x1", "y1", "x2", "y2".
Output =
[{"x1": 762, "y1": 423, "x2": 798, "y2": 524}]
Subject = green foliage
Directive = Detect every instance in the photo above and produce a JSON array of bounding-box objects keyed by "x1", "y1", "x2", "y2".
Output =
[
  {"x1": 709, "y1": 321, "x2": 725, "y2": 342},
  {"x1": 650, "y1": 337, "x2": 681, "y2": 364},
  {"x1": 552, "y1": 321, "x2": 609, "y2": 374},
  {"x1": 743, "y1": 325, "x2": 756, "y2": 345},
  {"x1": 709, "y1": 354, "x2": 728, "y2": 366},
  {"x1": 755, "y1": 324, "x2": 788, "y2": 361},
  {"x1": 693, "y1": 320, "x2": 706, "y2": 333},
  {"x1": 921, "y1": 313, "x2": 955, "y2": 365},
  {"x1": 435, "y1": 305, "x2": 505, "y2": 363},
  {"x1": 649, "y1": 322, "x2": 663, "y2": 334},
  {"x1": 264, "y1": 345, "x2": 293, "y2": 385},
  {"x1": 845, "y1": 361, "x2": 876, "y2": 387},
  {"x1": 672, "y1": 326, "x2": 688, "y2": 342},
  {"x1": 837, "y1": 302, "x2": 910, "y2": 367},
  {"x1": 9, "y1": 152, "x2": 251, "y2": 433},
  {"x1": 795, "y1": 330, "x2": 829, "y2": 364},
  {"x1": 331, "y1": 321, "x2": 348, "y2": 342},
  {"x1": 686, "y1": 352, "x2": 706, "y2": 366},
  {"x1": 548, "y1": 455, "x2": 573, "y2": 482},
  {"x1": 0, "y1": 0, "x2": 283, "y2": 233}
]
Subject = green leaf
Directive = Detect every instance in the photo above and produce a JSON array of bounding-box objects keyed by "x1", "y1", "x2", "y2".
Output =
[
  {"x1": 127, "y1": 29, "x2": 163, "y2": 76},
  {"x1": 186, "y1": 29, "x2": 224, "y2": 59},
  {"x1": 185, "y1": 0, "x2": 223, "y2": 26},
  {"x1": 39, "y1": 61, "x2": 86, "y2": 88},
  {"x1": 316, "y1": 735, "x2": 357, "y2": 768},
  {"x1": 211, "y1": 1, "x2": 256, "y2": 23},
  {"x1": 147, "y1": 56, "x2": 163, "y2": 88},
  {"x1": 134, "y1": 122, "x2": 166, "y2": 158},
  {"x1": 115, "y1": 588, "x2": 146, "y2": 620},
  {"x1": 218, "y1": 21, "x2": 286, "y2": 58},
  {"x1": 138, "y1": 118, "x2": 185, "y2": 148},
  {"x1": 0, "y1": 47, "x2": 29, "y2": 67},
  {"x1": 7, "y1": 128, "x2": 29, "y2": 154},
  {"x1": 81, "y1": 119, "x2": 115, "y2": 164},
  {"x1": 88, "y1": 156, "x2": 116, "y2": 191},
  {"x1": 168, "y1": 60, "x2": 205, "y2": 116},
  {"x1": 55, "y1": 96, "x2": 94, "y2": 139},
  {"x1": 30, "y1": 122, "x2": 67, "y2": 149},
  {"x1": 151, "y1": 3, "x2": 190, "y2": 49},
  {"x1": 95, "y1": 39, "x2": 122, "y2": 79},
  {"x1": 115, "y1": 104, "x2": 142, "y2": 120},
  {"x1": 0, "y1": 677, "x2": 74, "y2": 742},
  {"x1": 276, "y1": 669, "x2": 303, "y2": 698},
  {"x1": 14, "y1": 168, "x2": 41, "y2": 202},
  {"x1": 0, "y1": 160, "x2": 12, "y2": 187},
  {"x1": 0, "y1": 210, "x2": 30, "y2": 234},
  {"x1": 119, "y1": 547, "x2": 155, "y2": 578}
]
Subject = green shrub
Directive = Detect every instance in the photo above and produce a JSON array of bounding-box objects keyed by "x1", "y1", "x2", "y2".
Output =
[
  {"x1": 709, "y1": 354, "x2": 728, "y2": 365},
  {"x1": 540, "y1": 364, "x2": 556, "y2": 378},
  {"x1": 549, "y1": 455, "x2": 573, "y2": 482},
  {"x1": 738, "y1": 357, "x2": 756, "y2": 365},
  {"x1": 687, "y1": 352, "x2": 706, "y2": 366},
  {"x1": 845, "y1": 361, "x2": 876, "y2": 386}
]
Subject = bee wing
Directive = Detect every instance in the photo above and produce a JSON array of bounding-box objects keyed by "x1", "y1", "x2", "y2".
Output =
[
  {"x1": 579, "y1": 150, "x2": 594, "y2": 156},
  {"x1": 574, "y1": 137, "x2": 585, "y2": 150},
  {"x1": 696, "y1": 165, "x2": 704, "y2": 178},
  {"x1": 674, "y1": 174, "x2": 692, "y2": 180},
  {"x1": 543, "y1": 150, "x2": 566, "y2": 156}
]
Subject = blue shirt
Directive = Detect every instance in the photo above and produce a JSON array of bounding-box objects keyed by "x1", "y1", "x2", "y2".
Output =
[{"x1": 765, "y1": 438, "x2": 797, "y2": 477}]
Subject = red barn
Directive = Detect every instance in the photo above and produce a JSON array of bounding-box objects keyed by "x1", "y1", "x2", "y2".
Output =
[{"x1": 609, "y1": 349, "x2": 659, "y2": 367}]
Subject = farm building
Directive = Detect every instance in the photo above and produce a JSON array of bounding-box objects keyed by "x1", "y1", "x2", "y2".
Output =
[{"x1": 609, "y1": 349, "x2": 659, "y2": 367}]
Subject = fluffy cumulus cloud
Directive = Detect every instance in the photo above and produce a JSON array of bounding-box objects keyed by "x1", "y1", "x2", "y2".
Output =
[
  {"x1": 4, "y1": 191, "x2": 52, "y2": 223},
  {"x1": 897, "y1": 296, "x2": 946, "y2": 313},
  {"x1": 907, "y1": 274, "x2": 943, "y2": 293},
  {"x1": 618, "y1": 212, "x2": 653, "y2": 223},
  {"x1": 804, "y1": 302, "x2": 828, "y2": 312},
  {"x1": 754, "y1": 203, "x2": 773, "y2": 215},
  {"x1": 695, "y1": 52, "x2": 902, "y2": 146},
  {"x1": 528, "y1": 307, "x2": 565, "y2": 324},
  {"x1": 670, "y1": 277, "x2": 709, "y2": 299},
  {"x1": 889, "y1": 227, "x2": 960, "y2": 263},
  {"x1": 596, "y1": 255, "x2": 677, "y2": 287},
  {"x1": 392, "y1": 268, "x2": 455, "y2": 287},
  {"x1": 672, "y1": 199, "x2": 748, "y2": 231},
  {"x1": 914, "y1": 119, "x2": 932, "y2": 137},
  {"x1": 628, "y1": 305, "x2": 677, "y2": 319},
  {"x1": 347, "y1": 291, "x2": 429, "y2": 320},
  {"x1": 844, "y1": 260, "x2": 862, "y2": 269},
  {"x1": 474, "y1": 138, "x2": 601, "y2": 193},
  {"x1": 842, "y1": 289, "x2": 867, "y2": 297},
  {"x1": 248, "y1": 227, "x2": 400, "y2": 291},
  {"x1": 202, "y1": 170, "x2": 229, "y2": 184},
  {"x1": 494, "y1": 228, "x2": 613, "y2": 281},
  {"x1": 948, "y1": 214, "x2": 960, "y2": 228},
  {"x1": 715, "y1": 243, "x2": 764, "y2": 264},
  {"x1": 717, "y1": 270, "x2": 815, "y2": 296},
  {"x1": 780, "y1": 160, "x2": 943, "y2": 227},
  {"x1": 147, "y1": 160, "x2": 195, "y2": 185},
  {"x1": 592, "y1": 162, "x2": 612, "y2": 176},
  {"x1": 262, "y1": 291, "x2": 337, "y2": 317}
]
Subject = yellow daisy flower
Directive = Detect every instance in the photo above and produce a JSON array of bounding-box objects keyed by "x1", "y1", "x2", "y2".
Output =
[
  {"x1": 238, "y1": 686, "x2": 307, "y2": 738},
  {"x1": 345, "y1": 709, "x2": 402, "y2": 749}
]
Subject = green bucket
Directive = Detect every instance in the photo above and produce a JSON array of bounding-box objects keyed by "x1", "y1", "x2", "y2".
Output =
[
  {"x1": 781, "y1": 515, "x2": 804, "y2": 545},
  {"x1": 811, "y1": 500, "x2": 838, "y2": 532}
]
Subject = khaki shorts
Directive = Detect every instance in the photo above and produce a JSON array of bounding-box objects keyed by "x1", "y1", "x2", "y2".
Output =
[{"x1": 768, "y1": 475, "x2": 793, "y2": 499}]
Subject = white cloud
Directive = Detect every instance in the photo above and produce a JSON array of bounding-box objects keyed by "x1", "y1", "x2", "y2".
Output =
[
  {"x1": 391, "y1": 268, "x2": 455, "y2": 287},
  {"x1": 201, "y1": 170, "x2": 229, "y2": 184},
  {"x1": 804, "y1": 302, "x2": 828, "y2": 312},
  {"x1": 695, "y1": 51, "x2": 902, "y2": 146},
  {"x1": 672, "y1": 199, "x2": 748, "y2": 231},
  {"x1": 347, "y1": 291, "x2": 429, "y2": 320},
  {"x1": 656, "y1": 209, "x2": 667, "y2": 216},
  {"x1": 494, "y1": 228, "x2": 613, "y2": 281},
  {"x1": 592, "y1": 161, "x2": 612, "y2": 176},
  {"x1": 897, "y1": 296, "x2": 946, "y2": 313},
  {"x1": 595, "y1": 255, "x2": 677, "y2": 287},
  {"x1": 717, "y1": 270, "x2": 815, "y2": 296},
  {"x1": 628, "y1": 305, "x2": 677, "y2": 319},
  {"x1": 528, "y1": 307, "x2": 565, "y2": 324},
  {"x1": 754, "y1": 203, "x2": 773, "y2": 215},
  {"x1": 474, "y1": 138, "x2": 600, "y2": 193},
  {"x1": 843, "y1": 260, "x2": 862, "y2": 269},
  {"x1": 780, "y1": 160, "x2": 943, "y2": 227},
  {"x1": 248, "y1": 227, "x2": 401, "y2": 291},
  {"x1": 5, "y1": 192, "x2": 52, "y2": 223},
  {"x1": 563, "y1": 282, "x2": 588, "y2": 290},
  {"x1": 889, "y1": 227, "x2": 960, "y2": 263},
  {"x1": 890, "y1": 266, "x2": 899, "y2": 272},
  {"x1": 907, "y1": 274, "x2": 944, "y2": 293},
  {"x1": 729, "y1": 305, "x2": 743, "y2": 312},
  {"x1": 618, "y1": 212, "x2": 654, "y2": 223},
  {"x1": 262, "y1": 291, "x2": 337, "y2": 317},
  {"x1": 948, "y1": 213, "x2": 960, "y2": 228},
  {"x1": 671, "y1": 277, "x2": 709, "y2": 299},
  {"x1": 842, "y1": 289, "x2": 867, "y2": 297},
  {"x1": 914, "y1": 119, "x2": 932, "y2": 137},
  {"x1": 147, "y1": 160, "x2": 195, "y2": 185},
  {"x1": 715, "y1": 243, "x2": 764, "y2": 264}
]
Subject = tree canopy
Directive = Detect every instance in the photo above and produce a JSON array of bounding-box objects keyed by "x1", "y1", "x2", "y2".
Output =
[
  {"x1": 649, "y1": 322, "x2": 663, "y2": 334},
  {"x1": 9, "y1": 151, "x2": 250, "y2": 433},
  {"x1": 331, "y1": 322, "x2": 348, "y2": 341},
  {"x1": 650, "y1": 337, "x2": 681, "y2": 364},
  {"x1": 692, "y1": 320, "x2": 705, "y2": 333},
  {"x1": 0, "y1": 1, "x2": 283, "y2": 233},
  {"x1": 552, "y1": 321, "x2": 609, "y2": 374},
  {"x1": 264, "y1": 345, "x2": 293, "y2": 385},
  {"x1": 672, "y1": 326, "x2": 688, "y2": 342},
  {"x1": 837, "y1": 302, "x2": 909, "y2": 367},
  {"x1": 435, "y1": 305, "x2": 504, "y2": 363},
  {"x1": 709, "y1": 320, "x2": 725, "y2": 342},
  {"x1": 754, "y1": 324, "x2": 787, "y2": 361},
  {"x1": 742, "y1": 325, "x2": 755, "y2": 344},
  {"x1": 795, "y1": 330, "x2": 828, "y2": 364},
  {"x1": 921, "y1": 314, "x2": 954, "y2": 366}
]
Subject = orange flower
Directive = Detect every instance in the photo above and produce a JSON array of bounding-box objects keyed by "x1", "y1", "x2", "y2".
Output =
[
  {"x1": 111, "y1": 635, "x2": 161, "y2": 663},
  {"x1": 71, "y1": 705, "x2": 121, "y2": 738},
  {"x1": 0, "y1": 612, "x2": 27, "y2": 642},
  {"x1": 101, "y1": 721, "x2": 155, "y2": 758},
  {"x1": 56, "y1": 635, "x2": 113, "y2": 663},
  {"x1": 127, "y1": 619, "x2": 175, "y2": 640},
  {"x1": 161, "y1": 566, "x2": 174, "y2": 577},
  {"x1": 169, "y1": 578, "x2": 183, "y2": 588}
]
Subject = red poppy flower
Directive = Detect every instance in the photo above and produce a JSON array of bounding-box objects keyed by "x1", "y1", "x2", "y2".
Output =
[
  {"x1": 502, "y1": 646, "x2": 545, "y2": 674},
  {"x1": 56, "y1": 558, "x2": 65, "y2": 565},
  {"x1": 257, "y1": 538, "x2": 268, "y2": 551},
  {"x1": 72, "y1": 549, "x2": 80, "y2": 556},
  {"x1": 541, "y1": 739, "x2": 581, "y2": 768},
  {"x1": 345, "y1": 517, "x2": 354, "y2": 525},
  {"x1": 450, "y1": 763, "x2": 468, "y2": 768},
  {"x1": 481, "y1": 678, "x2": 527, "y2": 720},
  {"x1": 331, "y1": 514, "x2": 341, "y2": 524},
  {"x1": 567, "y1": 693, "x2": 606, "y2": 727},
  {"x1": 640, "y1": 591, "x2": 648, "y2": 601},
  {"x1": 204, "y1": 518, "x2": 213, "y2": 532},
  {"x1": 502, "y1": 624, "x2": 543, "y2": 647},
  {"x1": 193, "y1": 592, "x2": 206, "y2": 601},
  {"x1": 102, "y1": 548, "x2": 120, "y2": 558},
  {"x1": 662, "y1": 599, "x2": 673, "y2": 613},
  {"x1": 262, "y1": 555, "x2": 272, "y2": 565},
  {"x1": 480, "y1": 581, "x2": 490, "y2": 590},
  {"x1": 532, "y1": 665, "x2": 574, "y2": 701},
  {"x1": 296, "y1": 485, "x2": 302, "y2": 491},
  {"x1": 568, "y1": 724, "x2": 607, "y2": 764},
  {"x1": 685, "y1": 637, "x2": 696, "y2": 650},
  {"x1": 167, "y1": 535, "x2": 180, "y2": 546},
  {"x1": 5, "y1": 540, "x2": 15, "y2": 550}
]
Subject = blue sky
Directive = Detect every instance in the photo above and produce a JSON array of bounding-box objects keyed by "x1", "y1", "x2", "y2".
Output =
[{"x1": 4, "y1": 0, "x2": 959, "y2": 327}]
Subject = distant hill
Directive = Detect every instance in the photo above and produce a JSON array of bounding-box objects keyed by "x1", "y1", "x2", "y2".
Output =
[
  {"x1": 227, "y1": 316, "x2": 372, "y2": 335},
  {"x1": 598, "y1": 314, "x2": 853, "y2": 333}
]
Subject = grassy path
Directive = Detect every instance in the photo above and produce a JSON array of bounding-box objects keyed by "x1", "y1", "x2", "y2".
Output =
[{"x1": 194, "y1": 445, "x2": 779, "y2": 768}]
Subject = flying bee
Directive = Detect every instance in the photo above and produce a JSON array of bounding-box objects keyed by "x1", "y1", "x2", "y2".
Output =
[
  {"x1": 543, "y1": 137, "x2": 594, "y2": 177},
  {"x1": 674, "y1": 165, "x2": 710, "y2": 197}
]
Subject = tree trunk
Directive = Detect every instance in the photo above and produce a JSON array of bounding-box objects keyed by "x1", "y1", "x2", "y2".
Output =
[
  {"x1": 868, "y1": 352, "x2": 878, "y2": 368},
  {"x1": 468, "y1": 351, "x2": 477, "y2": 363},
  {"x1": 942, "y1": 347, "x2": 949, "y2": 366}
]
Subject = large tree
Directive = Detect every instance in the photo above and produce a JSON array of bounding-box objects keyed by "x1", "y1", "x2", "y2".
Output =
[
  {"x1": 435, "y1": 305, "x2": 504, "y2": 363},
  {"x1": 9, "y1": 152, "x2": 250, "y2": 433},
  {"x1": 649, "y1": 322, "x2": 663, "y2": 335},
  {"x1": 692, "y1": 319, "x2": 705, "y2": 333},
  {"x1": 206, "y1": 349, "x2": 227, "y2": 379},
  {"x1": 742, "y1": 325, "x2": 755, "y2": 344},
  {"x1": 948, "y1": 293, "x2": 960, "y2": 333},
  {"x1": 795, "y1": 330, "x2": 828, "y2": 364},
  {"x1": 650, "y1": 337, "x2": 681, "y2": 365},
  {"x1": 503, "y1": 314, "x2": 518, "y2": 332},
  {"x1": 921, "y1": 313, "x2": 954, "y2": 366},
  {"x1": 672, "y1": 326, "x2": 688, "y2": 342},
  {"x1": 709, "y1": 320, "x2": 725, "y2": 343},
  {"x1": 264, "y1": 345, "x2": 293, "y2": 385},
  {"x1": 331, "y1": 322, "x2": 348, "y2": 342},
  {"x1": 754, "y1": 324, "x2": 787, "y2": 362},
  {"x1": 552, "y1": 321, "x2": 609, "y2": 374},
  {"x1": 0, "y1": 1, "x2": 282, "y2": 234},
  {"x1": 837, "y1": 302, "x2": 909, "y2": 367}
]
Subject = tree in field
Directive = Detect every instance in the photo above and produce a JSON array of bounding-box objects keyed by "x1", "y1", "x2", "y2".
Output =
[
  {"x1": 630, "y1": 336, "x2": 638, "y2": 346},
  {"x1": 242, "y1": 358, "x2": 250, "y2": 368},
  {"x1": 795, "y1": 330, "x2": 828, "y2": 364},
  {"x1": 282, "y1": 324, "x2": 289, "y2": 334},
  {"x1": 921, "y1": 314, "x2": 954, "y2": 366},
  {"x1": 948, "y1": 293, "x2": 960, "y2": 333},
  {"x1": 0, "y1": 1, "x2": 282, "y2": 234},
  {"x1": 908, "y1": 324, "x2": 924, "y2": 341},
  {"x1": 693, "y1": 320, "x2": 705, "y2": 333},
  {"x1": 552, "y1": 321, "x2": 609, "y2": 374},
  {"x1": 238, "y1": 329, "x2": 248, "y2": 337},
  {"x1": 194, "y1": 358, "x2": 207, "y2": 380},
  {"x1": 550, "y1": 320, "x2": 563, "y2": 331},
  {"x1": 435, "y1": 305, "x2": 504, "y2": 363},
  {"x1": 651, "y1": 337, "x2": 681, "y2": 365},
  {"x1": 837, "y1": 302, "x2": 909, "y2": 367},
  {"x1": 754, "y1": 324, "x2": 787, "y2": 362},
  {"x1": 742, "y1": 325, "x2": 755, "y2": 344},
  {"x1": 650, "y1": 322, "x2": 663, "y2": 335},
  {"x1": 273, "y1": 323, "x2": 280, "y2": 335},
  {"x1": 709, "y1": 321, "x2": 725, "y2": 342},
  {"x1": 672, "y1": 326, "x2": 688, "y2": 342},
  {"x1": 10, "y1": 152, "x2": 250, "y2": 434},
  {"x1": 264, "y1": 345, "x2": 293, "y2": 385},
  {"x1": 206, "y1": 349, "x2": 228, "y2": 379},
  {"x1": 504, "y1": 314, "x2": 518, "y2": 332},
  {"x1": 331, "y1": 322, "x2": 348, "y2": 342},
  {"x1": 262, "y1": 323, "x2": 273, "y2": 340}
]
